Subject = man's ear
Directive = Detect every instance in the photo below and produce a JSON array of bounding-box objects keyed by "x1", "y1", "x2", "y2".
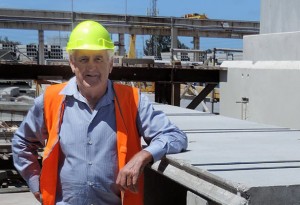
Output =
[{"x1": 109, "y1": 59, "x2": 113, "y2": 73}]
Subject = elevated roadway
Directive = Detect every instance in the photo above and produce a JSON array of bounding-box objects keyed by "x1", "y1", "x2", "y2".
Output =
[
  {"x1": 0, "y1": 8, "x2": 259, "y2": 38},
  {"x1": 0, "y1": 8, "x2": 260, "y2": 63}
]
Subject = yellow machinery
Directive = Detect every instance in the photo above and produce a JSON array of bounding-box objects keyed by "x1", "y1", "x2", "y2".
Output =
[
  {"x1": 184, "y1": 13, "x2": 208, "y2": 19},
  {"x1": 128, "y1": 34, "x2": 136, "y2": 58},
  {"x1": 128, "y1": 34, "x2": 155, "y2": 92}
]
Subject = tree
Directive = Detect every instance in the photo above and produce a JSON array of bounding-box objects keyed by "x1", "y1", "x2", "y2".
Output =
[
  {"x1": 0, "y1": 36, "x2": 21, "y2": 45},
  {"x1": 144, "y1": 35, "x2": 189, "y2": 57}
]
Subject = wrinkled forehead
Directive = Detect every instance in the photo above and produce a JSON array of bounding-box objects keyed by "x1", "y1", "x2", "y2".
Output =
[
  {"x1": 69, "y1": 49, "x2": 114, "y2": 62},
  {"x1": 72, "y1": 49, "x2": 109, "y2": 57}
]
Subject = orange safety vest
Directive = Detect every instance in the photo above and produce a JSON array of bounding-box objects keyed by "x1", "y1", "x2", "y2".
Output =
[{"x1": 40, "y1": 82, "x2": 143, "y2": 205}]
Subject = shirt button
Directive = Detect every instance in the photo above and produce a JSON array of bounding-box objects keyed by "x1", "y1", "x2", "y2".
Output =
[
  {"x1": 88, "y1": 181, "x2": 93, "y2": 186},
  {"x1": 88, "y1": 141, "x2": 92, "y2": 145},
  {"x1": 88, "y1": 161, "x2": 92, "y2": 165}
]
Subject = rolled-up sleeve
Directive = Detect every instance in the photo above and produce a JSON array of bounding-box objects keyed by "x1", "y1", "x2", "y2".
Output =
[
  {"x1": 136, "y1": 93, "x2": 188, "y2": 162},
  {"x1": 11, "y1": 94, "x2": 47, "y2": 193}
]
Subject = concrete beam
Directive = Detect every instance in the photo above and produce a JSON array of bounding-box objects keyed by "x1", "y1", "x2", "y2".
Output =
[
  {"x1": 187, "y1": 191, "x2": 208, "y2": 205},
  {"x1": 150, "y1": 157, "x2": 248, "y2": 205},
  {"x1": 0, "y1": 8, "x2": 259, "y2": 38}
]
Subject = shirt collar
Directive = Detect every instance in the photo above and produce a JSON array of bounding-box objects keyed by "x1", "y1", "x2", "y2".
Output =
[{"x1": 59, "y1": 76, "x2": 115, "y2": 107}]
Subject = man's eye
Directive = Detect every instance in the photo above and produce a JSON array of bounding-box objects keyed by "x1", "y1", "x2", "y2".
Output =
[
  {"x1": 79, "y1": 58, "x2": 88, "y2": 63},
  {"x1": 96, "y1": 57, "x2": 103, "y2": 62}
]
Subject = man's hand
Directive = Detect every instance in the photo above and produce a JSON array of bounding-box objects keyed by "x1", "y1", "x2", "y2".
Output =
[
  {"x1": 33, "y1": 191, "x2": 41, "y2": 203},
  {"x1": 116, "y1": 150, "x2": 153, "y2": 193}
]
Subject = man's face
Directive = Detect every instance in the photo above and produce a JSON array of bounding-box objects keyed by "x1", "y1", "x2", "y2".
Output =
[{"x1": 70, "y1": 50, "x2": 113, "y2": 91}]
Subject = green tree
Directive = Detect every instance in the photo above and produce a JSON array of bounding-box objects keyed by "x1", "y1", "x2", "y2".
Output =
[
  {"x1": 0, "y1": 36, "x2": 21, "y2": 45},
  {"x1": 144, "y1": 35, "x2": 189, "y2": 57}
]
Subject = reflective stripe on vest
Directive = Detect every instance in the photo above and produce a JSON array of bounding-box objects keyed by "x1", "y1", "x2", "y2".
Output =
[{"x1": 40, "y1": 82, "x2": 143, "y2": 205}]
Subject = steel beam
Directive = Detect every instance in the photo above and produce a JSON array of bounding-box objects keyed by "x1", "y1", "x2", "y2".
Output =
[
  {"x1": 186, "y1": 83, "x2": 218, "y2": 109},
  {"x1": 0, "y1": 63, "x2": 223, "y2": 109},
  {"x1": 0, "y1": 63, "x2": 223, "y2": 83}
]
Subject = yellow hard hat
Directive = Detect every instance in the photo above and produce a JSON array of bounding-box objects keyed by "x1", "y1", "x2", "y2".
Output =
[{"x1": 66, "y1": 20, "x2": 115, "y2": 52}]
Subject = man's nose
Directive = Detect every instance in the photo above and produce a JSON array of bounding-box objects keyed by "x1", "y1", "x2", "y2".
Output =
[{"x1": 86, "y1": 60, "x2": 97, "y2": 70}]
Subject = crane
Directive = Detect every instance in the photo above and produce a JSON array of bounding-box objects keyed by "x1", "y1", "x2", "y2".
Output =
[{"x1": 184, "y1": 13, "x2": 208, "y2": 19}]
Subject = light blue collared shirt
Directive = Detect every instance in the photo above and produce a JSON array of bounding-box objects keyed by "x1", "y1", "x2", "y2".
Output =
[{"x1": 12, "y1": 77, "x2": 187, "y2": 205}]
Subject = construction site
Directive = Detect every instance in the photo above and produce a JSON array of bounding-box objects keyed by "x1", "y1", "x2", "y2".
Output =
[{"x1": 1, "y1": 0, "x2": 300, "y2": 204}]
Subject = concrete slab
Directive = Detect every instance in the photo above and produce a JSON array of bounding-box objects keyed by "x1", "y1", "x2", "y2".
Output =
[
  {"x1": 173, "y1": 131, "x2": 300, "y2": 187},
  {"x1": 167, "y1": 115, "x2": 288, "y2": 132},
  {"x1": 1, "y1": 103, "x2": 299, "y2": 204},
  {"x1": 0, "y1": 192, "x2": 38, "y2": 205},
  {"x1": 0, "y1": 101, "x2": 32, "y2": 112},
  {"x1": 152, "y1": 103, "x2": 300, "y2": 204},
  {"x1": 153, "y1": 103, "x2": 207, "y2": 115}
]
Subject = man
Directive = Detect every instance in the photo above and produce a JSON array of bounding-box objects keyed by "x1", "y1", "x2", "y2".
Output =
[{"x1": 12, "y1": 20, "x2": 187, "y2": 205}]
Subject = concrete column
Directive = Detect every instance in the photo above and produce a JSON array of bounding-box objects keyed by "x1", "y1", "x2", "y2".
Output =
[
  {"x1": 118, "y1": 33, "x2": 125, "y2": 56},
  {"x1": 193, "y1": 36, "x2": 200, "y2": 61},
  {"x1": 171, "y1": 18, "x2": 178, "y2": 61},
  {"x1": 171, "y1": 27, "x2": 178, "y2": 50},
  {"x1": 38, "y1": 30, "x2": 45, "y2": 65}
]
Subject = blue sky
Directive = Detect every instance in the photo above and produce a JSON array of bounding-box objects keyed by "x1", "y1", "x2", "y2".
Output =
[{"x1": 0, "y1": 0, "x2": 260, "y2": 56}]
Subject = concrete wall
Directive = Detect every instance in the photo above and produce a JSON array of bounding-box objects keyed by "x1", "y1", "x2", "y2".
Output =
[
  {"x1": 243, "y1": 0, "x2": 300, "y2": 61},
  {"x1": 228, "y1": 0, "x2": 300, "y2": 129},
  {"x1": 220, "y1": 61, "x2": 300, "y2": 129},
  {"x1": 247, "y1": 185, "x2": 300, "y2": 205},
  {"x1": 243, "y1": 31, "x2": 300, "y2": 61},
  {"x1": 261, "y1": 0, "x2": 300, "y2": 34}
]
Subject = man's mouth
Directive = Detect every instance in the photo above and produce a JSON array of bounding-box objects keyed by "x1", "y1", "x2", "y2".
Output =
[{"x1": 86, "y1": 74, "x2": 97, "y2": 77}]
